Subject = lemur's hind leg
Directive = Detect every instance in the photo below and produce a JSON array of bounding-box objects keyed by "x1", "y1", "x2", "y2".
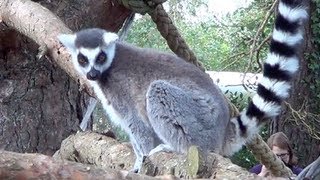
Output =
[
  {"x1": 127, "y1": 115, "x2": 161, "y2": 172},
  {"x1": 146, "y1": 80, "x2": 226, "y2": 154}
]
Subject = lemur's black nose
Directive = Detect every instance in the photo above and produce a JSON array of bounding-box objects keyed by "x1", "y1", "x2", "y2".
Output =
[{"x1": 87, "y1": 68, "x2": 100, "y2": 80}]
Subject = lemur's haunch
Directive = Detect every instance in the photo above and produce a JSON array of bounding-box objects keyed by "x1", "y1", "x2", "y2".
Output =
[{"x1": 58, "y1": 0, "x2": 307, "y2": 172}]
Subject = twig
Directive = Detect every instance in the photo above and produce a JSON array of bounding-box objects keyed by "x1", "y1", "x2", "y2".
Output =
[
  {"x1": 221, "y1": 51, "x2": 249, "y2": 70},
  {"x1": 255, "y1": 34, "x2": 272, "y2": 70},
  {"x1": 284, "y1": 101, "x2": 320, "y2": 141},
  {"x1": 245, "y1": 0, "x2": 279, "y2": 73},
  {"x1": 238, "y1": 0, "x2": 279, "y2": 89}
]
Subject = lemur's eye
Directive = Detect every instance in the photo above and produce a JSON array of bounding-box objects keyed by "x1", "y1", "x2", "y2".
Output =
[
  {"x1": 77, "y1": 53, "x2": 88, "y2": 66},
  {"x1": 96, "y1": 51, "x2": 107, "y2": 64}
]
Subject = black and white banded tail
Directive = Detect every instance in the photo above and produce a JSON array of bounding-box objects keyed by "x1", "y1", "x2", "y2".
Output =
[{"x1": 234, "y1": 0, "x2": 308, "y2": 139}]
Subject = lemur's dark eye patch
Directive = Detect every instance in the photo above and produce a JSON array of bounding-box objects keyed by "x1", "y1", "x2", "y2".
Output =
[
  {"x1": 96, "y1": 51, "x2": 107, "y2": 64},
  {"x1": 77, "y1": 53, "x2": 88, "y2": 66}
]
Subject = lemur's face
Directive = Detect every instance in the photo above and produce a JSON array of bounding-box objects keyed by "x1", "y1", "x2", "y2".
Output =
[{"x1": 58, "y1": 28, "x2": 118, "y2": 81}]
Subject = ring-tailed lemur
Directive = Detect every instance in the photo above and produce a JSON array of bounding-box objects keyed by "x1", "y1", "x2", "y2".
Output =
[{"x1": 58, "y1": 0, "x2": 307, "y2": 172}]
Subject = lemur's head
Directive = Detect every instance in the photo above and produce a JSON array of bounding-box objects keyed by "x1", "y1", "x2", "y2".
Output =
[{"x1": 58, "y1": 28, "x2": 118, "y2": 81}]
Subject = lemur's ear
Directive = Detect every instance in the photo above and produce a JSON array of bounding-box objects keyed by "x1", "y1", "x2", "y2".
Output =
[
  {"x1": 103, "y1": 32, "x2": 119, "y2": 46},
  {"x1": 58, "y1": 34, "x2": 77, "y2": 52}
]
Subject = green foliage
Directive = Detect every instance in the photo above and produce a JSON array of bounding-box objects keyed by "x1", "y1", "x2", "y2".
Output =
[
  {"x1": 126, "y1": 16, "x2": 168, "y2": 51},
  {"x1": 182, "y1": 21, "x2": 232, "y2": 70},
  {"x1": 307, "y1": 0, "x2": 320, "y2": 112},
  {"x1": 225, "y1": 91, "x2": 249, "y2": 110},
  {"x1": 127, "y1": 0, "x2": 273, "y2": 73},
  {"x1": 231, "y1": 147, "x2": 258, "y2": 170},
  {"x1": 219, "y1": 0, "x2": 273, "y2": 72},
  {"x1": 126, "y1": 16, "x2": 231, "y2": 70}
]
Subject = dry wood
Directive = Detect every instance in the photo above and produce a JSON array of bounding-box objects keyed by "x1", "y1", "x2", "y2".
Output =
[
  {"x1": 0, "y1": 150, "x2": 179, "y2": 180},
  {"x1": 53, "y1": 132, "x2": 261, "y2": 179},
  {"x1": 0, "y1": 132, "x2": 262, "y2": 179}
]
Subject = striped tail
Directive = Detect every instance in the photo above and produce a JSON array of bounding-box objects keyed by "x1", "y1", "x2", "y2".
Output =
[{"x1": 224, "y1": 0, "x2": 308, "y2": 155}]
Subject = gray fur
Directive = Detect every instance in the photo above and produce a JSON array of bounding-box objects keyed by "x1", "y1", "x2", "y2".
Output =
[
  {"x1": 99, "y1": 42, "x2": 229, "y2": 154},
  {"x1": 75, "y1": 28, "x2": 105, "y2": 48},
  {"x1": 146, "y1": 80, "x2": 226, "y2": 153},
  {"x1": 59, "y1": 31, "x2": 230, "y2": 171},
  {"x1": 101, "y1": 42, "x2": 229, "y2": 170}
]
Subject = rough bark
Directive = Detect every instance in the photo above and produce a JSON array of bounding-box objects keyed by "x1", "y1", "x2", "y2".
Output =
[
  {"x1": 0, "y1": 150, "x2": 179, "y2": 180},
  {"x1": 52, "y1": 132, "x2": 261, "y2": 179},
  {"x1": 0, "y1": 25, "x2": 81, "y2": 155},
  {"x1": 0, "y1": 0, "x2": 131, "y2": 154},
  {"x1": 270, "y1": 0, "x2": 320, "y2": 168}
]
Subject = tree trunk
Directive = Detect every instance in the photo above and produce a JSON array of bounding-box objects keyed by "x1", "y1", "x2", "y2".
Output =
[
  {"x1": 270, "y1": 0, "x2": 320, "y2": 168},
  {"x1": 0, "y1": 0, "x2": 131, "y2": 155}
]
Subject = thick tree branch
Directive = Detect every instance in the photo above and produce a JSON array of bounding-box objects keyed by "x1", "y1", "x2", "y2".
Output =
[
  {"x1": 0, "y1": 132, "x2": 260, "y2": 179},
  {"x1": 53, "y1": 132, "x2": 259, "y2": 179},
  {"x1": 0, "y1": 150, "x2": 178, "y2": 180}
]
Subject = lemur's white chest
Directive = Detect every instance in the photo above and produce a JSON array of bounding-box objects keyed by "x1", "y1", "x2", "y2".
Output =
[{"x1": 89, "y1": 81, "x2": 128, "y2": 131}]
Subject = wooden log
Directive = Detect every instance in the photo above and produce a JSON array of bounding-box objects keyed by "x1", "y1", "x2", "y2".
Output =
[
  {"x1": 53, "y1": 132, "x2": 261, "y2": 179},
  {"x1": 0, "y1": 150, "x2": 178, "y2": 180}
]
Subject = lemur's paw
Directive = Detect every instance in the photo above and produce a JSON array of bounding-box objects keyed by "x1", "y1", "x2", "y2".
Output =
[
  {"x1": 129, "y1": 168, "x2": 139, "y2": 173},
  {"x1": 131, "y1": 155, "x2": 147, "y2": 173},
  {"x1": 148, "y1": 144, "x2": 174, "y2": 156}
]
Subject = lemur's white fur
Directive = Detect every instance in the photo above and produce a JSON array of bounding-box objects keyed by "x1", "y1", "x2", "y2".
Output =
[
  {"x1": 89, "y1": 81, "x2": 125, "y2": 129},
  {"x1": 58, "y1": 34, "x2": 77, "y2": 52},
  {"x1": 272, "y1": 29, "x2": 303, "y2": 46},
  {"x1": 259, "y1": 77, "x2": 291, "y2": 98},
  {"x1": 265, "y1": 54, "x2": 299, "y2": 74},
  {"x1": 252, "y1": 95, "x2": 282, "y2": 116},
  {"x1": 278, "y1": 2, "x2": 308, "y2": 22}
]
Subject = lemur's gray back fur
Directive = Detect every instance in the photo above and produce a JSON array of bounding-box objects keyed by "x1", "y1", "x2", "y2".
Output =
[{"x1": 101, "y1": 42, "x2": 229, "y2": 151}]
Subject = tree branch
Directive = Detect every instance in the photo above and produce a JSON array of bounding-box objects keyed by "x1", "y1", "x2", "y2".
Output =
[
  {"x1": 0, "y1": 150, "x2": 178, "y2": 180},
  {"x1": 53, "y1": 132, "x2": 259, "y2": 179},
  {"x1": 245, "y1": 0, "x2": 278, "y2": 73}
]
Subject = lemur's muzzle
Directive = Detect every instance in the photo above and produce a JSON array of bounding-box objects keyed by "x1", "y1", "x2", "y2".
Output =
[{"x1": 87, "y1": 68, "x2": 101, "y2": 80}]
